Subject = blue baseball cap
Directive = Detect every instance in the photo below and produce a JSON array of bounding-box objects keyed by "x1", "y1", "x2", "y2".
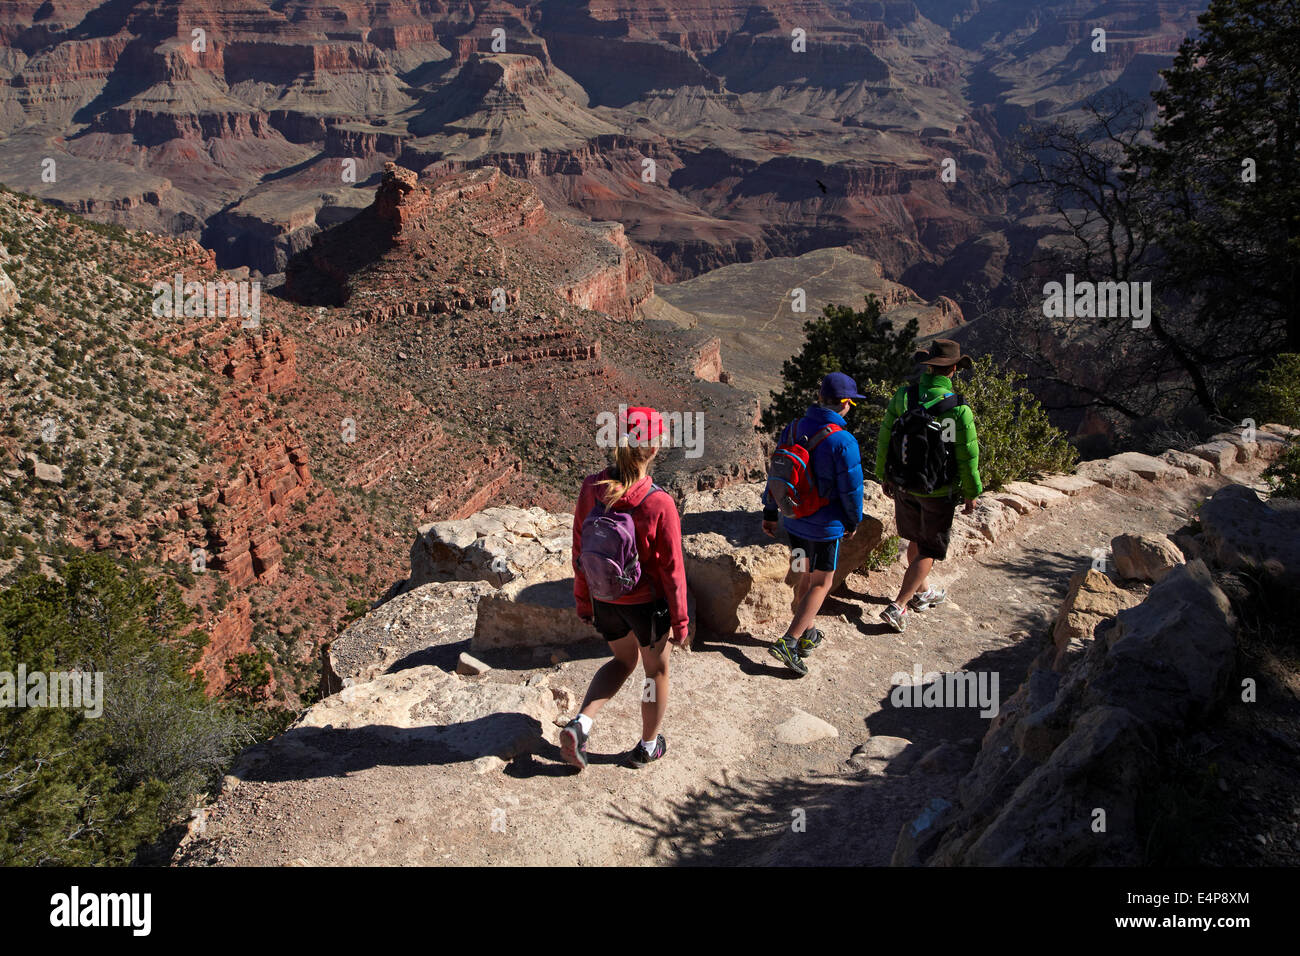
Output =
[{"x1": 820, "y1": 371, "x2": 866, "y2": 401}]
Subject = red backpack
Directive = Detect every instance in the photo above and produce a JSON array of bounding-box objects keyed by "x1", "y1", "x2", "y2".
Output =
[{"x1": 765, "y1": 421, "x2": 841, "y2": 518}]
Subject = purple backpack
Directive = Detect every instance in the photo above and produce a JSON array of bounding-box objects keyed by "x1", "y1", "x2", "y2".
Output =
[{"x1": 579, "y1": 484, "x2": 665, "y2": 602}]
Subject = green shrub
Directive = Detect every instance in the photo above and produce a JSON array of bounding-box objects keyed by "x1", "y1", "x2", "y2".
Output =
[
  {"x1": 1252, "y1": 353, "x2": 1300, "y2": 430},
  {"x1": 761, "y1": 295, "x2": 917, "y2": 436},
  {"x1": 764, "y1": 296, "x2": 1075, "y2": 490},
  {"x1": 341, "y1": 597, "x2": 371, "y2": 627},
  {"x1": 864, "y1": 535, "x2": 901, "y2": 572},
  {"x1": 0, "y1": 553, "x2": 247, "y2": 865},
  {"x1": 861, "y1": 355, "x2": 1077, "y2": 491},
  {"x1": 1263, "y1": 440, "x2": 1300, "y2": 499}
]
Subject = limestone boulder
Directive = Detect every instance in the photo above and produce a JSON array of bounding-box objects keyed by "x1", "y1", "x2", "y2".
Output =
[
  {"x1": 1159, "y1": 448, "x2": 1215, "y2": 477},
  {"x1": 1036, "y1": 474, "x2": 1097, "y2": 496},
  {"x1": 409, "y1": 506, "x2": 572, "y2": 588},
  {"x1": 1085, "y1": 560, "x2": 1236, "y2": 732},
  {"x1": 326, "y1": 580, "x2": 495, "y2": 686},
  {"x1": 999, "y1": 481, "x2": 1067, "y2": 508},
  {"x1": 1110, "y1": 451, "x2": 1185, "y2": 480},
  {"x1": 1190, "y1": 440, "x2": 1240, "y2": 472},
  {"x1": 1110, "y1": 532, "x2": 1186, "y2": 582},
  {"x1": 1262, "y1": 423, "x2": 1299, "y2": 440},
  {"x1": 991, "y1": 492, "x2": 1034, "y2": 515},
  {"x1": 1208, "y1": 429, "x2": 1283, "y2": 462},
  {"x1": 471, "y1": 554, "x2": 603, "y2": 652},
  {"x1": 774, "y1": 709, "x2": 839, "y2": 745},
  {"x1": 680, "y1": 481, "x2": 891, "y2": 635},
  {"x1": 1051, "y1": 569, "x2": 1139, "y2": 669},
  {"x1": 1074, "y1": 457, "x2": 1145, "y2": 490},
  {"x1": 29, "y1": 458, "x2": 63, "y2": 484},
  {"x1": 1248, "y1": 430, "x2": 1288, "y2": 461},
  {"x1": 966, "y1": 498, "x2": 1019, "y2": 543},
  {"x1": 1197, "y1": 484, "x2": 1300, "y2": 585}
]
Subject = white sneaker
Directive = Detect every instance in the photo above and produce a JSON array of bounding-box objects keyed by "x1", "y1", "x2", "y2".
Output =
[{"x1": 908, "y1": 588, "x2": 948, "y2": 612}]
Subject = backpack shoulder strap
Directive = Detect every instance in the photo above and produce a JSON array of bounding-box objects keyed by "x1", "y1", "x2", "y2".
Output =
[
  {"x1": 927, "y1": 392, "x2": 966, "y2": 416},
  {"x1": 805, "y1": 423, "x2": 840, "y2": 453},
  {"x1": 907, "y1": 382, "x2": 921, "y2": 412},
  {"x1": 635, "y1": 482, "x2": 669, "y2": 509}
]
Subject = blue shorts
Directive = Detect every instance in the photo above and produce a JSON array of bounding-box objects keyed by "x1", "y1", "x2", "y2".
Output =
[{"x1": 786, "y1": 533, "x2": 840, "y2": 573}]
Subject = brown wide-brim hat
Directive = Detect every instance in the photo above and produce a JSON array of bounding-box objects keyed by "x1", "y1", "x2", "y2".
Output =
[{"x1": 913, "y1": 338, "x2": 972, "y2": 371}]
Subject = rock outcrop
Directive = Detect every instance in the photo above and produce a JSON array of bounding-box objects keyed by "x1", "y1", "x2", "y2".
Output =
[
  {"x1": 896, "y1": 464, "x2": 1297, "y2": 867},
  {"x1": 0, "y1": 261, "x2": 18, "y2": 317},
  {"x1": 680, "y1": 482, "x2": 893, "y2": 635},
  {"x1": 1110, "y1": 532, "x2": 1185, "y2": 583},
  {"x1": 1197, "y1": 483, "x2": 1300, "y2": 586},
  {"x1": 914, "y1": 560, "x2": 1236, "y2": 866}
]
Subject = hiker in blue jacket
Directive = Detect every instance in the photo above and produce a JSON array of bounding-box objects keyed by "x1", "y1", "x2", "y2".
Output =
[{"x1": 761, "y1": 372, "x2": 865, "y2": 676}]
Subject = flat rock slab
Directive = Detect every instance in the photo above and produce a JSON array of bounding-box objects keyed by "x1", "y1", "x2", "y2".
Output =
[
  {"x1": 1000, "y1": 481, "x2": 1067, "y2": 508},
  {"x1": 239, "y1": 665, "x2": 561, "y2": 774},
  {"x1": 1108, "y1": 451, "x2": 1185, "y2": 480},
  {"x1": 1075, "y1": 458, "x2": 1146, "y2": 490},
  {"x1": 1160, "y1": 449, "x2": 1215, "y2": 477},
  {"x1": 775, "y1": 709, "x2": 839, "y2": 745},
  {"x1": 992, "y1": 492, "x2": 1035, "y2": 514},
  {"x1": 1036, "y1": 474, "x2": 1097, "y2": 496},
  {"x1": 1190, "y1": 440, "x2": 1240, "y2": 471}
]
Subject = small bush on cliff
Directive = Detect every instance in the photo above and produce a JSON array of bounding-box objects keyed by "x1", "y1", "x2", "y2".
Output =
[
  {"x1": 0, "y1": 553, "x2": 247, "y2": 865},
  {"x1": 859, "y1": 357, "x2": 1077, "y2": 490},
  {"x1": 761, "y1": 295, "x2": 917, "y2": 436},
  {"x1": 1251, "y1": 353, "x2": 1300, "y2": 430},
  {"x1": 1264, "y1": 441, "x2": 1300, "y2": 500},
  {"x1": 767, "y1": 299, "x2": 1077, "y2": 489}
]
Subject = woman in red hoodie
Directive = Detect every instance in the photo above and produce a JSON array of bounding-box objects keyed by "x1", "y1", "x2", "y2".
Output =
[{"x1": 560, "y1": 406, "x2": 690, "y2": 771}]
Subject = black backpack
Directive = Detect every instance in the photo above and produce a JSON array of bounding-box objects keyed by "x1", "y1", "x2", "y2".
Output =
[{"x1": 885, "y1": 383, "x2": 966, "y2": 494}]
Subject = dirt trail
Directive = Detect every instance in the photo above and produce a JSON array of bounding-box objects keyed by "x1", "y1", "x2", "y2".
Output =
[{"x1": 178, "y1": 467, "x2": 1264, "y2": 867}]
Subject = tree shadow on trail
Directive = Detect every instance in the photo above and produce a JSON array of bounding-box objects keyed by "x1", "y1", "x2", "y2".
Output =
[
  {"x1": 864, "y1": 634, "x2": 1047, "y2": 748},
  {"x1": 232, "y1": 714, "x2": 549, "y2": 783},
  {"x1": 990, "y1": 543, "x2": 1088, "y2": 596},
  {"x1": 609, "y1": 765, "x2": 947, "y2": 866}
]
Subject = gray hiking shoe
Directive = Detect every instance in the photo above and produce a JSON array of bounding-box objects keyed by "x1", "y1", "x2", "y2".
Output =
[
  {"x1": 880, "y1": 603, "x2": 908, "y2": 633},
  {"x1": 796, "y1": 627, "x2": 825, "y2": 656}
]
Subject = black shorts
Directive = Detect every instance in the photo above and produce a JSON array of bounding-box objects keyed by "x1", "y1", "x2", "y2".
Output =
[
  {"x1": 786, "y1": 533, "x2": 841, "y2": 573},
  {"x1": 894, "y1": 491, "x2": 957, "y2": 561},
  {"x1": 592, "y1": 597, "x2": 671, "y2": 648}
]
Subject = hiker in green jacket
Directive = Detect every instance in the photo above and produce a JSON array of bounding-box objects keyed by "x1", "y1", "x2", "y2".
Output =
[{"x1": 874, "y1": 339, "x2": 983, "y2": 632}]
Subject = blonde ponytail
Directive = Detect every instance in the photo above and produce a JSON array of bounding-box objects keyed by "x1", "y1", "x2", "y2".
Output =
[{"x1": 597, "y1": 438, "x2": 658, "y2": 507}]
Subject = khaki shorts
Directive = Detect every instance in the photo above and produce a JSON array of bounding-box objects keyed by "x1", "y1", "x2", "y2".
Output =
[{"x1": 894, "y1": 491, "x2": 958, "y2": 561}]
